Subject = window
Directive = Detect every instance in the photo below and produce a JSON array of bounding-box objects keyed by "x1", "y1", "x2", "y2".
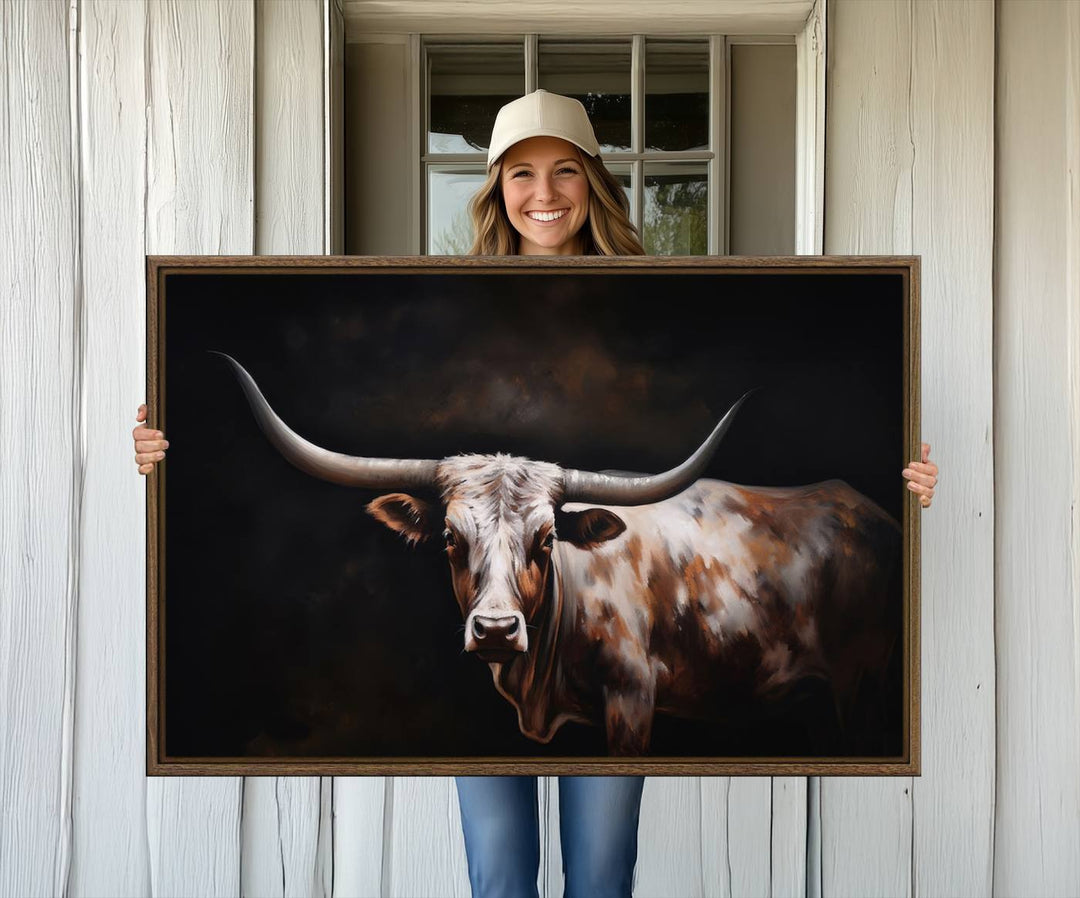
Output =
[
  {"x1": 342, "y1": 32, "x2": 801, "y2": 256},
  {"x1": 421, "y1": 35, "x2": 795, "y2": 257}
]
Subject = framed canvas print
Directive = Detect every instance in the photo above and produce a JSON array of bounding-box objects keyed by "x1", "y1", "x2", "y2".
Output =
[{"x1": 146, "y1": 256, "x2": 920, "y2": 776}]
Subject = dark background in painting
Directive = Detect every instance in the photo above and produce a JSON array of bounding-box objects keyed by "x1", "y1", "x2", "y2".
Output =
[{"x1": 162, "y1": 269, "x2": 905, "y2": 758}]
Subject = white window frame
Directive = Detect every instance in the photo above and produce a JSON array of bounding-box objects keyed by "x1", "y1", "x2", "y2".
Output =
[{"x1": 356, "y1": 0, "x2": 826, "y2": 255}]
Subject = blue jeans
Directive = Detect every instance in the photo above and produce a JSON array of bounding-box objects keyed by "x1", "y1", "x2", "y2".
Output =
[{"x1": 455, "y1": 775, "x2": 646, "y2": 898}]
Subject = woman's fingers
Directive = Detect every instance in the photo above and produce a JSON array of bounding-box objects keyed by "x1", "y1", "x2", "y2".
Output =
[
  {"x1": 906, "y1": 444, "x2": 936, "y2": 508},
  {"x1": 906, "y1": 480, "x2": 934, "y2": 505},
  {"x1": 902, "y1": 468, "x2": 936, "y2": 487},
  {"x1": 135, "y1": 439, "x2": 169, "y2": 452},
  {"x1": 134, "y1": 404, "x2": 166, "y2": 474}
]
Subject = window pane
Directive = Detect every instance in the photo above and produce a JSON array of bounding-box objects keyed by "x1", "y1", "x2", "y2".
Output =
[
  {"x1": 643, "y1": 163, "x2": 707, "y2": 255},
  {"x1": 538, "y1": 40, "x2": 632, "y2": 153},
  {"x1": 645, "y1": 40, "x2": 709, "y2": 152},
  {"x1": 428, "y1": 167, "x2": 487, "y2": 254},
  {"x1": 428, "y1": 44, "x2": 524, "y2": 154}
]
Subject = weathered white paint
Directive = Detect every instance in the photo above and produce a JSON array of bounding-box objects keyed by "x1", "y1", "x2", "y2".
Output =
[
  {"x1": 255, "y1": 0, "x2": 325, "y2": 257},
  {"x1": 144, "y1": 1, "x2": 253, "y2": 893},
  {"x1": 243, "y1": 3, "x2": 330, "y2": 894},
  {"x1": 698, "y1": 778, "x2": 774, "y2": 897},
  {"x1": 327, "y1": 0, "x2": 346, "y2": 254},
  {"x1": 69, "y1": 1, "x2": 151, "y2": 896},
  {"x1": 771, "y1": 776, "x2": 808, "y2": 898},
  {"x1": 0, "y1": 1, "x2": 78, "y2": 896},
  {"x1": 342, "y1": 0, "x2": 815, "y2": 38},
  {"x1": 822, "y1": 7, "x2": 914, "y2": 891},
  {"x1": 333, "y1": 777, "x2": 386, "y2": 896},
  {"x1": 908, "y1": 3, "x2": 996, "y2": 896},
  {"x1": 241, "y1": 778, "x2": 327, "y2": 898},
  {"x1": 384, "y1": 777, "x2": 470, "y2": 898},
  {"x1": 994, "y1": 1, "x2": 1080, "y2": 893},
  {"x1": 794, "y1": 0, "x2": 825, "y2": 254},
  {"x1": 636, "y1": 777, "x2": 705, "y2": 897},
  {"x1": 824, "y1": 3, "x2": 996, "y2": 898}
]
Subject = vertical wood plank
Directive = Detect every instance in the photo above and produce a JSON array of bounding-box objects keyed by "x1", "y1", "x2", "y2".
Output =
[
  {"x1": 0, "y1": 1, "x2": 77, "y2": 895},
  {"x1": 909, "y1": 2, "x2": 995, "y2": 896},
  {"x1": 69, "y1": 0, "x2": 152, "y2": 894},
  {"x1": 771, "y1": 777, "x2": 807, "y2": 898},
  {"x1": 795, "y1": 0, "x2": 825, "y2": 255},
  {"x1": 243, "y1": 2, "x2": 328, "y2": 894},
  {"x1": 635, "y1": 778, "x2": 703, "y2": 897},
  {"x1": 386, "y1": 777, "x2": 470, "y2": 898},
  {"x1": 147, "y1": 779, "x2": 243, "y2": 896},
  {"x1": 144, "y1": 0, "x2": 254, "y2": 256},
  {"x1": 827, "y1": 2, "x2": 998, "y2": 895},
  {"x1": 726, "y1": 779, "x2": 773, "y2": 895},
  {"x1": 822, "y1": 3, "x2": 914, "y2": 894},
  {"x1": 700, "y1": 779, "x2": 732, "y2": 898},
  {"x1": 333, "y1": 778, "x2": 385, "y2": 897},
  {"x1": 994, "y1": 2, "x2": 1080, "y2": 893},
  {"x1": 144, "y1": 1, "x2": 254, "y2": 892},
  {"x1": 242, "y1": 779, "x2": 328, "y2": 898},
  {"x1": 255, "y1": 0, "x2": 325, "y2": 257},
  {"x1": 700, "y1": 778, "x2": 773, "y2": 897},
  {"x1": 327, "y1": 0, "x2": 345, "y2": 254}
]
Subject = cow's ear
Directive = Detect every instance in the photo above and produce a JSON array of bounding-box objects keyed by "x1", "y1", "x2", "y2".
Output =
[
  {"x1": 557, "y1": 508, "x2": 626, "y2": 548},
  {"x1": 366, "y1": 493, "x2": 435, "y2": 545}
]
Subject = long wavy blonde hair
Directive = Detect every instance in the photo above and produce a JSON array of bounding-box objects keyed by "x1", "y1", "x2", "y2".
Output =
[{"x1": 467, "y1": 148, "x2": 645, "y2": 256}]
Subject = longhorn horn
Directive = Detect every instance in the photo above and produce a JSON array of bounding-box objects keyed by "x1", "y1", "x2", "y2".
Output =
[
  {"x1": 561, "y1": 390, "x2": 755, "y2": 506},
  {"x1": 212, "y1": 352, "x2": 440, "y2": 490}
]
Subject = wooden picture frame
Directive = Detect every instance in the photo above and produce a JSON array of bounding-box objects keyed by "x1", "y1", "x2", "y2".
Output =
[{"x1": 146, "y1": 255, "x2": 920, "y2": 776}]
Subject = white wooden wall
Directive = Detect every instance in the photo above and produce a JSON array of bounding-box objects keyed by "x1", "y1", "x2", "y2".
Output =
[
  {"x1": 1, "y1": 1, "x2": 1078, "y2": 896},
  {"x1": 993, "y1": 0, "x2": 1080, "y2": 892},
  {"x1": 824, "y1": 2, "x2": 995, "y2": 894}
]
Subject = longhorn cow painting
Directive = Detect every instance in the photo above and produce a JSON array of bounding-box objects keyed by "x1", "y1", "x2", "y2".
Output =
[{"x1": 147, "y1": 257, "x2": 919, "y2": 775}]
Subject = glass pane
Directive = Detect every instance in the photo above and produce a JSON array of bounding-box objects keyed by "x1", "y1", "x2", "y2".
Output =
[
  {"x1": 428, "y1": 44, "x2": 524, "y2": 154},
  {"x1": 645, "y1": 40, "x2": 709, "y2": 152},
  {"x1": 428, "y1": 167, "x2": 487, "y2": 254},
  {"x1": 643, "y1": 163, "x2": 708, "y2": 255},
  {"x1": 538, "y1": 40, "x2": 632, "y2": 153}
]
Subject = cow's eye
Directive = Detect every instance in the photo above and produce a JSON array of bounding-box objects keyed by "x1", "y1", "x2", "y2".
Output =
[
  {"x1": 542, "y1": 531, "x2": 555, "y2": 550},
  {"x1": 444, "y1": 529, "x2": 457, "y2": 549}
]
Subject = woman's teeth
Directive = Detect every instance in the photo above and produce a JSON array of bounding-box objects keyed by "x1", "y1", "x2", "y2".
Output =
[{"x1": 527, "y1": 209, "x2": 567, "y2": 222}]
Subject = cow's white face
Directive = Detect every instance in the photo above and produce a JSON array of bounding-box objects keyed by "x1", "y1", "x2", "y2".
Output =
[{"x1": 366, "y1": 454, "x2": 626, "y2": 660}]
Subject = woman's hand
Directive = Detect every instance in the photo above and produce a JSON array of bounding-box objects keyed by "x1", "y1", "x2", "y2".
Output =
[
  {"x1": 133, "y1": 404, "x2": 168, "y2": 475},
  {"x1": 903, "y1": 442, "x2": 938, "y2": 508}
]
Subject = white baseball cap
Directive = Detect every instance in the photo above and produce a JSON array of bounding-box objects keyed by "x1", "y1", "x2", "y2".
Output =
[{"x1": 486, "y1": 90, "x2": 601, "y2": 169}]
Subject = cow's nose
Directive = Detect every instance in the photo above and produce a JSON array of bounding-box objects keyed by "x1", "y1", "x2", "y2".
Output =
[{"x1": 472, "y1": 614, "x2": 519, "y2": 642}]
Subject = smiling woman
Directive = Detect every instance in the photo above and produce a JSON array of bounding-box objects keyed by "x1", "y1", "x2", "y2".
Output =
[
  {"x1": 455, "y1": 88, "x2": 649, "y2": 898},
  {"x1": 466, "y1": 89, "x2": 644, "y2": 257},
  {"x1": 500, "y1": 137, "x2": 591, "y2": 254}
]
